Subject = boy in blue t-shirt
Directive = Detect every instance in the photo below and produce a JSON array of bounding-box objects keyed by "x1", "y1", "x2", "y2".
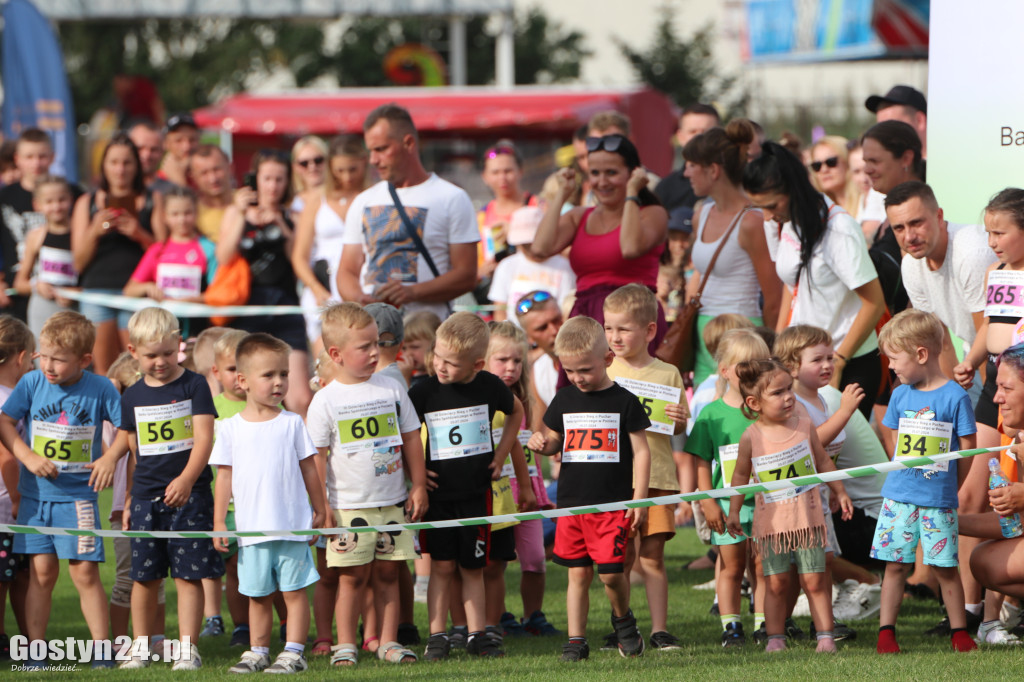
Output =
[
  {"x1": 0, "y1": 311, "x2": 122, "y2": 666},
  {"x1": 117, "y1": 307, "x2": 220, "y2": 670},
  {"x1": 871, "y1": 310, "x2": 977, "y2": 654}
]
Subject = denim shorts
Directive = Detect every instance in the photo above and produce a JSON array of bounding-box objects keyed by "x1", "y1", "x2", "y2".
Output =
[{"x1": 78, "y1": 288, "x2": 133, "y2": 329}]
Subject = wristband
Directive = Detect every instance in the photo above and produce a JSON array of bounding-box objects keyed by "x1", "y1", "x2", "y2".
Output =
[
  {"x1": 834, "y1": 352, "x2": 848, "y2": 363},
  {"x1": 625, "y1": 195, "x2": 641, "y2": 204}
]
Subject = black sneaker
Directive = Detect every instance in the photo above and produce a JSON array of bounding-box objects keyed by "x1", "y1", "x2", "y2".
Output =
[
  {"x1": 561, "y1": 638, "x2": 590, "y2": 662},
  {"x1": 926, "y1": 611, "x2": 982, "y2": 636},
  {"x1": 709, "y1": 602, "x2": 720, "y2": 616},
  {"x1": 785, "y1": 618, "x2": 806, "y2": 640},
  {"x1": 522, "y1": 610, "x2": 561, "y2": 637},
  {"x1": 448, "y1": 626, "x2": 468, "y2": 650},
  {"x1": 752, "y1": 623, "x2": 767, "y2": 645},
  {"x1": 612, "y1": 610, "x2": 645, "y2": 658},
  {"x1": 397, "y1": 622, "x2": 421, "y2": 646},
  {"x1": 424, "y1": 633, "x2": 451, "y2": 661},
  {"x1": 650, "y1": 631, "x2": 683, "y2": 650},
  {"x1": 600, "y1": 631, "x2": 618, "y2": 651},
  {"x1": 230, "y1": 625, "x2": 251, "y2": 648},
  {"x1": 500, "y1": 612, "x2": 526, "y2": 637},
  {"x1": 200, "y1": 614, "x2": 225, "y2": 637},
  {"x1": 466, "y1": 632, "x2": 505, "y2": 658},
  {"x1": 485, "y1": 626, "x2": 504, "y2": 647},
  {"x1": 722, "y1": 622, "x2": 746, "y2": 648},
  {"x1": 809, "y1": 621, "x2": 857, "y2": 642}
]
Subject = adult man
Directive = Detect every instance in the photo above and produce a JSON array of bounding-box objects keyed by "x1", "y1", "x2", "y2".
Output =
[
  {"x1": 190, "y1": 145, "x2": 234, "y2": 243},
  {"x1": 128, "y1": 120, "x2": 164, "y2": 188},
  {"x1": 655, "y1": 103, "x2": 721, "y2": 211},
  {"x1": 865, "y1": 85, "x2": 928, "y2": 158},
  {"x1": 337, "y1": 103, "x2": 478, "y2": 320},
  {"x1": 153, "y1": 112, "x2": 200, "y2": 193}
]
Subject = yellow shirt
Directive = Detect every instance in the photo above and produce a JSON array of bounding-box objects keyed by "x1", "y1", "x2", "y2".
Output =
[{"x1": 198, "y1": 205, "x2": 226, "y2": 243}]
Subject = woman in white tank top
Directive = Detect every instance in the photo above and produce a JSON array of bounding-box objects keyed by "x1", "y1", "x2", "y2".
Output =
[{"x1": 683, "y1": 120, "x2": 782, "y2": 385}]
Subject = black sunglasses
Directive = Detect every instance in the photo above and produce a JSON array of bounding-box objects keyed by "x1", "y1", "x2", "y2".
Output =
[
  {"x1": 810, "y1": 156, "x2": 840, "y2": 172},
  {"x1": 586, "y1": 135, "x2": 626, "y2": 154},
  {"x1": 516, "y1": 290, "x2": 553, "y2": 316},
  {"x1": 297, "y1": 156, "x2": 325, "y2": 169}
]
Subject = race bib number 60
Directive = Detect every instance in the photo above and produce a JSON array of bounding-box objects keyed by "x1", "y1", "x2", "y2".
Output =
[
  {"x1": 336, "y1": 399, "x2": 401, "y2": 455},
  {"x1": 135, "y1": 401, "x2": 194, "y2": 456},
  {"x1": 562, "y1": 413, "x2": 620, "y2": 463}
]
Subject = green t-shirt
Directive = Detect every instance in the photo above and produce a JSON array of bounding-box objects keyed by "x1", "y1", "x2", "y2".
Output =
[
  {"x1": 685, "y1": 398, "x2": 756, "y2": 500},
  {"x1": 213, "y1": 393, "x2": 246, "y2": 423}
]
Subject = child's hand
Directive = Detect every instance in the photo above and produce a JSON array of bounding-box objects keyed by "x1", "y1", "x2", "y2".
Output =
[
  {"x1": 625, "y1": 506, "x2": 647, "y2": 532},
  {"x1": 725, "y1": 513, "x2": 745, "y2": 538},
  {"x1": 406, "y1": 484, "x2": 428, "y2": 522},
  {"x1": 517, "y1": 487, "x2": 538, "y2": 513},
  {"x1": 424, "y1": 469, "x2": 439, "y2": 492},
  {"x1": 163, "y1": 476, "x2": 192, "y2": 508},
  {"x1": 837, "y1": 489, "x2": 854, "y2": 521},
  {"x1": 213, "y1": 521, "x2": 229, "y2": 553},
  {"x1": 839, "y1": 383, "x2": 865, "y2": 415},
  {"x1": 142, "y1": 283, "x2": 165, "y2": 301},
  {"x1": 489, "y1": 455, "x2": 504, "y2": 480},
  {"x1": 122, "y1": 500, "x2": 131, "y2": 530},
  {"x1": 674, "y1": 502, "x2": 693, "y2": 526},
  {"x1": 309, "y1": 509, "x2": 326, "y2": 546},
  {"x1": 35, "y1": 281, "x2": 56, "y2": 301},
  {"x1": 527, "y1": 432, "x2": 548, "y2": 453},
  {"x1": 24, "y1": 454, "x2": 58, "y2": 480},
  {"x1": 665, "y1": 401, "x2": 690, "y2": 424},
  {"x1": 953, "y1": 362, "x2": 975, "y2": 389},
  {"x1": 85, "y1": 453, "x2": 117, "y2": 492},
  {"x1": 699, "y1": 498, "x2": 727, "y2": 535}
]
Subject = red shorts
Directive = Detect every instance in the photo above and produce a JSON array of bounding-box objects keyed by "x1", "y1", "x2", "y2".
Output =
[{"x1": 553, "y1": 510, "x2": 630, "y2": 574}]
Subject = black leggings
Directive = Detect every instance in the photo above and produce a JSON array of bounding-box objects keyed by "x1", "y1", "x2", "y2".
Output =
[{"x1": 840, "y1": 349, "x2": 881, "y2": 420}]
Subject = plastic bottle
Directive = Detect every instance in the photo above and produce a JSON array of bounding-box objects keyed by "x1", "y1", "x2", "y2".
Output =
[{"x1": 989, "y1": 458, "x2": 1024, "y2": 539}]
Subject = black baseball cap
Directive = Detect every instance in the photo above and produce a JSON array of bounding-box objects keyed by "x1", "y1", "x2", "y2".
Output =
[
  {"x1": 865, "y1": 85, "x2": 927, "y2": 115},
  {"x1": 164, "y1": 112, "x2": 198, "y2": 133},
  {"x1": 668, "y1": 207, "x2": 693, "y2": 234}
]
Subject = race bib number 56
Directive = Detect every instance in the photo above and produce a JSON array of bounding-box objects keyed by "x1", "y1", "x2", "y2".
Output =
[
  {"x1": 135, "y1": 401, "x2": 194, "y2": 456},
  {"x1": 562, "y1": 413, "x2": 620, "y2": 463}
]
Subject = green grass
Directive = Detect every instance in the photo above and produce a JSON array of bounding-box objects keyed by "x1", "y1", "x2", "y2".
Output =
[{"x1": 8, "y1": 491, "x2": 1024, "y2": 679}]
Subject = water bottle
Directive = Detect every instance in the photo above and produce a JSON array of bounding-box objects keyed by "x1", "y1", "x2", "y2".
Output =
[{"x1": 989, "y1": 458, "x2": 1024, "y2": 539}]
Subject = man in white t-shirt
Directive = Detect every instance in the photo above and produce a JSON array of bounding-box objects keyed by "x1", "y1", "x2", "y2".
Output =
[
  {"x1": 886, "y1": 181, "x2": 994, "y2": 371},
  {"x1": 337, "y1": 104, "x2": 478, "y2": 320}
]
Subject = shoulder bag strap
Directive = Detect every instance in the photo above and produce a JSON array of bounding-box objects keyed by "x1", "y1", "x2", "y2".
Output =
[
  {"x1": 388, "y1": 183, "x2": 441, "y2": 279},
  {"x1": 693, "y1": 206, "x2": 752, "y2": 300}
]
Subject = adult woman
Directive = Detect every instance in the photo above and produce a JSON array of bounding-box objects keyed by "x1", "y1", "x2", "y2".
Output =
[
  {"x1": 847, "y1": 141, "x2": 884, "y2": 242},
  {"x1": 743, "y1": 142, "x2": 884, "y2": 417},
  {"x1": 218, "y1": 150, "x2": 312, "y2": 416},
  {"x1": 291, "y1": 135, "x2": 368, "y2": 351},
  {"x1": 683, "y1": 119, "x2": 781, "y2": 385},
  {"x1": 809, "y1": 136, "x2": 861, "y2": 217},
  {"x1": 289, "y1": 135, "x2": 328, "y2": 216},
  {"x1": 478, "y1": 141, "x2": 537, "y2": 281},
  {"x1": 533, "y1": 134, "x2": 668, "y2": 351},
  {"x1": 71, "y1": 133, "x2": 164, "y2": 373}
]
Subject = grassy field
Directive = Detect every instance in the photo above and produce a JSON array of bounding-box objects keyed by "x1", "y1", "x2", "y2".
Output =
[{"x1": 7, "y1": 490, "x2": 1024, "y2": 679}]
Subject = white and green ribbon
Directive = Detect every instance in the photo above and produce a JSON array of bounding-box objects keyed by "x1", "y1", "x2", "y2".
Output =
[
  {"x1": 0, "y1": 446, "x2": 1005, "y2": 539},
  {"x1": 55, "y1": 288, "x2": 304, "y2": 317}
]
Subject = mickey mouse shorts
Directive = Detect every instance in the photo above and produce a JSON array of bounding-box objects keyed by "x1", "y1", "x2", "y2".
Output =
[{"x1": 327, "y1": 503, "x2": 417, "y2": 568}]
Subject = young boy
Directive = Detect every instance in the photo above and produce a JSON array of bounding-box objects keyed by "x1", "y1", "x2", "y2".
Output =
[
  {"x1": 408, "y1": 311, "x2": 524, "y2": 660},
  {"x1": 527, "y1": 315, "x2": 652, "y2": 661},
  {"x1": 603, "y1": 284, "x2": 688, "y2": 650},
  {"x1": 306, "y1": 302, "x2": 427, "y2": 665},
  {"x1": 112, "y1": 307, "x2": 222, "y2": 669},
  {"x1": 365, "y1": 302, "x2": 408, "y2": 389},
  {"x1": 0, "y1": 311, "x2": 120, "y2": 667},
  {"x1": 212, "y1": 333, "x2": 327, "y2": 673},
  {"x1": 872, "y1": 309, "x2": 977, "y2": 654},
  {"x1": 193, "y1": 326, "x2": 230, "y2": 400}
]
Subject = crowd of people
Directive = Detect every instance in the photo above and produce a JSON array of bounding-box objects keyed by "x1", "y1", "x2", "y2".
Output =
[{"x1": 2, "y1": 82, "x2": 1024, "y2": 671}]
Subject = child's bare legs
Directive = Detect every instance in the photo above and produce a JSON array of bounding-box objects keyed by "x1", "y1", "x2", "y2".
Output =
[
  {"x1": 600, "y1": 570, "x2": 630, "y2": 617},
  {"x1": 877, "y1": 561, "x2": 909, "y2": 653},
  {"x1": 449, "y1": 570, "x2": 466, "y2": 628},
  {"x1": 249, "y1": 594, "x2": 277, "y2": 649},
  {"x1": 9, "y1": 567, "x2": 28, "y2": 635},
  {"x1": 282, "y1": 588, "x2": 310, "y2": 647},
  {"x1": 68, "y1": 560, "x2": 109, "y2": 640},
  {"x1": 398, "y1": 561, "x2": 415, "y2": 624},
  {"x1": 313, "y1": 548, "x2": 339, "y2": 643},
  {"x1": 483, "y1": 561, "x2": 507, "y2": 627},
  {"x1": 428, "y1": 559, "x2": 456, "y2": 634},
  {"x1": 131, "y1": 580, "x2": 162, "y2": 639},
  {"x1": 335, "y1": 564, "x2": 371, "y2": 648},
  {"x1": 566, "y1": 566, "x2": 593, "y2": 638},
  {"x1": 361, "y1": 572, "x2": 378, "y2": 652},
  {"x1": 935, "y1": 565, "x2": 967, "y2": 629},
  {"x1": 521, "y1": 572, "x2": 544, "y2": 616},
  {"x1": 983, "y1": 590, "x2": 1004, "y2": 623},
  {"x1": 202, "y1": 577, "x2": 222, "y2": 620},
  {"x1": 373, "y1": 561, "x2": 401, "y2": 644},
  {"x1": 225, "y1": 556, "x2": 247, "y2": 628},
  {"x1": 800, "y1": 569, "x2": 835, "y2": 651},
  {"x1": 174, "y1": 578, "x2": 204, "y2": 643},
  {"x1": 25, "y1": 554, "x2": 59, "y2": 640},
  {"x1": 764, "y1": 570, "x2": 790, "y2": 651},
  {"x1": 639, "y1": 534, "x2": 670, "y2": 633},
  {"x1": 459, "y1": 566, "x2": 486, "y2": 633},
  {"x1": 717, "y1": 541, "x2": 747, "y2": 620}
]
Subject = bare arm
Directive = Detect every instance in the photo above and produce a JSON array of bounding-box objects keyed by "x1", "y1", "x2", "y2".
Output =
[
  {"x1": 0, "y1": 413, "x2": 56, "y2": 479},
  {"x1": 620, "y1": 169, "x2": 668, "y2": 259},
  {"x1": 13, "y1": 228, "x2": 44, "y2": 296},
  {"x1": 490, "y1": 396, "x2": 524, "y2": 477},
  {"x1": 213, "y1": 464, "x2": 232, "y2": 552},
  {"x1": 526, "y1": 426, "x2": 563, "y2": 456},
  {"x1": 957, "y1": 433, "x2": 979, "y2": 490},
  {"x1": 532, "y1": 168, "x2": 581, "y2": 259},
  {"x1": 727, "y1": 433, "x2": 753, "y2": 530},
  {"x1": 775, "y1": 285, "x2": 793, "y2": 333},
  {"x1": 148, "y1": 191, "x2": 167, "y2": 243},
  {"x1": 400, "y1": 429, "x2": 428, "y2": 521},
  {"x1": 738, "y1": 210, "x2": 782, "y2": 329},
  {"x1": 627, "y1": 430, "x2": 651, "y2": 531},
  {"x1": 298, "y1": 455, "x2": 327, "y2": 539},
  {"x1": 831, "y1": 278, "x2": 885, "y2": 388},
  {"x1": 290, "y1": 191, "x2": 330, "y2": 302},
  {"x1": 71, "y1": 192, "x2": 113, "y2": 273},
  {"x1": 163, "y1": 414, "x2": 215, "y2": 507},
  {"x1": 337, "y1": 244, "x2": 369, "y2": 304},
  {"x1": 215, "y1": 201, "x2": 248, "y2": 265}
]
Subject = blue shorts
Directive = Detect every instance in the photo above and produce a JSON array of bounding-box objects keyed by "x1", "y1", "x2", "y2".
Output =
[
  {"x1": 870, "y1": 498, "x2": 958, "y2": 567},
  {"x1": 15, "y1": 498, "x2": 104, "y2": 561},
  {"x1": 237, "y1": 540, "x2": 319, "y2": 598},
  {"x1": 130, "y1": 489, "x2": 225, "y2": 581},
  {"x1": 78, "y1": 288, "x2": 133, "y2": 329}
]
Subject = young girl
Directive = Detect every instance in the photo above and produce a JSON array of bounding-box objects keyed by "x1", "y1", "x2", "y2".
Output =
[
  {"x1": 0, "y1": 316, "x2": 35, "y2": 653},
  {"x1": 14, "y1": 175, "x2": 77, "y2": 338},
  {"x1": 727, "y1": 359, "x2": 853, "y2": 653},
  {"x1": 686, "y1": 329, "x2": 769, "y2": 648}
]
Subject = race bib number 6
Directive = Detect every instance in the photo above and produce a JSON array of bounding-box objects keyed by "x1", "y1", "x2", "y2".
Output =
[
  {"x1": 135, "y1": 401, "x2": 194, "y2": 456},
  {"x1": 32, "y1": 421, "x2": 95, "y2": 472},
  {"x1": 336, "y1": 399, "x2": 401, "y2": 455},
  {"x1": 562, "y1": 413, "x2": 620, "y2": 463},
  {"x1": 896, "y1": 416, "x2": 952, "y2": 474},
  {"x1": 426, "y1": 405, "x2": 492, "y2": 460}
]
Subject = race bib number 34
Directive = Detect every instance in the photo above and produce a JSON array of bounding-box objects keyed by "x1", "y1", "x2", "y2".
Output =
[
  {"x1": 614, "y1": 378, "x2": 681, "y2": 436},
  {"x1": 336, "y1": 399, "x2": 401, "y2": 455},
  {"x1": 135, "y1": 401, "x2": 194, "y2": 456},
  {"x1": 562, "y1": 413, "x2": 620, "y2": 463},
  {"x1": 896, "y1": 417, "x2": 952, "y2": 474},
  {"x1": 32, "y1": 421, "x2": 95, "y2": 472},
  {"x1": 426, "y1": 405, "x2": 491, "y2": 460}
]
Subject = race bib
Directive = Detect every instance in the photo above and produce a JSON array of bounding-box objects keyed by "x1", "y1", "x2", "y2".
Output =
[
  {"x1": 335, "y1": 399, "x2": 402, "y2": 455},
  {"x1": 752, "y1": 439, "x2": 817, "y2": 503},
  {"x1": 826, "y1": 437, "x2": 845, "y2": 466},
  {"x1": 562, "y1": 413, "x2": 620, "y2": 463},
  {"x1": 157, "y1": 263, "x2": 203, "y2": 300},
  {"x1": 37, "y1": 246, "x2": 77, "y2": 286},
  {"x1": 32, "y1": 421, "x2": 95, "y2": 473},
  {"x1": 985, "y1": 269, "x2": 1024, "y2": 320},
  {"x1": 896, "y1": 416, "x2": 952, "y2": 474},
  {"x1": 135, "y1": 401, "x2": 194, "y2": 456},
  {"x1": 495, "y1": 429, "x2": 538, "y2": 478},
  {"x1": 425, "y1": 405, "x2": 492, "y2": 460},
  {"x1": 614, "y1": 377, "x2": 682, "y2": 436},
  {"x1": 718, "y1": 443, "x2": 740, "y2": 487}
]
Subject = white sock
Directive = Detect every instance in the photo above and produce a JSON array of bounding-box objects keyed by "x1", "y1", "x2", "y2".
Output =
[
  {"x1": 285, "y1": 642, "x2": 304, "y2": 655},
  {"x1": 966, "y1": 603, "x2": 982, "y2": 616},
  {"x1": 253, "y1": 646, "x2": 270, "y2": 656}
]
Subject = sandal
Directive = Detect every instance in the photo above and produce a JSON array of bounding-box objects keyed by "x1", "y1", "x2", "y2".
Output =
[
  {"x1": 330, "y1": 643, "x2": 358, "y2": 667},
  {"x1": 378, "y1": 641, "x2": 418, "y2": 663},
  {"x1": 361, "y1": 636, "x2": 379, "y2": 653},
  {"x1": 311, "y1": 637, "x2": 333, "y2": 656}
]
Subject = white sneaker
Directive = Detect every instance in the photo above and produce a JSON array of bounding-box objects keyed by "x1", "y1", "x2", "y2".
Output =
[
  {"x1": 118, "y1": 656, "x2": 151, "y2": 670},
  {"x1": 693, "y1": 577, "x2": 717, "y2": 591},
  {"x1": 1002, "y1": 601, "x2": 1023, "y2": 630},
  {"x1": 265, "y1": 650, "x2": 308, "y2": 674},
  {"x1": 229, "y1": 650, "x2": 271, "y2": 673},
  {"x1": 172, "y1": 643, "x2": 203, "y2": 671},
  {"x1": 831, "y1": 579, "x2": 863, "y2": 621},
  {"x1": 853, "y1": 582, "x2": 883, "y2": 621},
  {"x1": 414, "y1": 581, "x2": 428, "y2": 604},
  {"x1": 976, "y1": 621, "x2": 1022, "y2": 645},
  {"x1": 792, "y1": 592, "x2": 812, "y2": 618}
]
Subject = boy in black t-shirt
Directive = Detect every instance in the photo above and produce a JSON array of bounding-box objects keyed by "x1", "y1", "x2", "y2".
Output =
[
  {"x1": 118, "y1": 307, "x2": 221, "y2": 669},
  {"x1": 408, "y1": 312, "x2": 524, "y2": 661},
  {"x1": 528, "y1": 316, "x2": 651, "y2": 662}
]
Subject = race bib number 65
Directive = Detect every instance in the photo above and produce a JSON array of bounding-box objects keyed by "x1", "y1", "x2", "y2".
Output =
[
  {"x1": 32, "y1": 421, "x2": 95, "y2": 472},
  {"x1": 562, "y1": 413, "x2": 620, "y2": 463}
]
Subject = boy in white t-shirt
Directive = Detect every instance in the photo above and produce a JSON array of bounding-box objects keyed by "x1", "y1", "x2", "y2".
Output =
[
  {"x1": 306, "y1": 303, "x2": 428, "y2": 666},
  {"x1": 212, "y1": 333, "x2": 327, "y2": 674}
]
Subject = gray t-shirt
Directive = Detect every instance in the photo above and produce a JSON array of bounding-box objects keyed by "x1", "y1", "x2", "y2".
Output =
[
  {"x1": 377, "y1": 362, "x2": 408, "y2": 391},
  {"x1": 901, "y1": 222, "x2": 995, "y2": 348}
]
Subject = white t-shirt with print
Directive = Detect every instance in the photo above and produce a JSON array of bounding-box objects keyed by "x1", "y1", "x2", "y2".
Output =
[
  {"x1": 901, "y1": 222, "x2": 994, "y2": 348},
  {"x1": 306, "y1": 373, "x2": 420, "y2": 509},
  {"x1": 342, "y1": 175, "x2": 479, "y2": 320},
  {"x1": 488, "y1": 252, "x2": 576, "y2": 326}
]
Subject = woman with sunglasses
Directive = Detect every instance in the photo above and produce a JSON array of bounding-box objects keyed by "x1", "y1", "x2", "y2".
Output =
[
  {"x1": 219, "y1": 150, "x2": 313, "y2": 416},
  {"x1": 291, "y1": 135, "x2": 369, "y2": 352},
  {"x1": 809, "y1": 137, "x2": 862, "y2": 219},
  {"x1": 683, "y1": 119, "x2": 782, "y2": 385},
  {"x1": 478, "y1": 141, "x2": 538, "y2": 282},
  {"x1": 534, "y1": 134, "x2": 668, "y2": 353},
  {"x1": 743, "y1": 142, "x2": 885, "y2": 417},
  {"x1": 290, "y1": 135, "x2": 328, "y2": 216}
]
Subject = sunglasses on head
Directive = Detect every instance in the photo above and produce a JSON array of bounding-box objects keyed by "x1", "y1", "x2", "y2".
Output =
[
  {"x1": 516, "y1": 290, "x2": 553, "y2": 316},
  {"x1": 810, "y1": 156, "x2": 840, "y2": 172},
  {"x1": 486, "y1": 146, "x2": 515, "y2": 160},
  {"x1": 297, "y1": 156, "x2": 325, "y2": 169},
  {"x1": 586, "y1": 135, "x2": 626, "y2": 154}
]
